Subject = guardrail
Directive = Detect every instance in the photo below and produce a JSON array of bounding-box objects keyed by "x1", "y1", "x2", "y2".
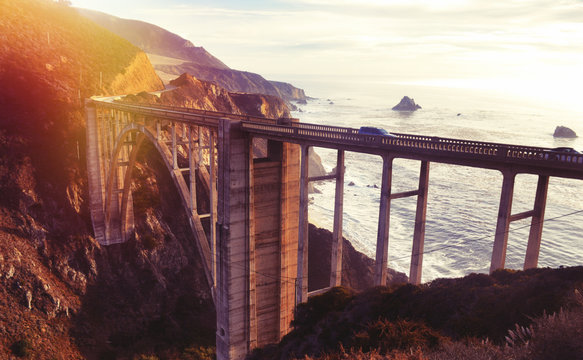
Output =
[
  {"x1": 109, "y1": 101, "x2": 297, "y2": 125},
  {"x1": 92, "y1": 99, "x2": 583, "y2": 168},
  {"x1": 242, "y1": 122, "x2": 583, "y2": 167}
]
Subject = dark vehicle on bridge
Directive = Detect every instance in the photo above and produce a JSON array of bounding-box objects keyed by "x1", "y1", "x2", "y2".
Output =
[
  {"x1": 358, "y1": 126, "x2": 396, "y2": 137},
  {"x1": 543, "y1": 147, "x2": 581, "y2": 161}
]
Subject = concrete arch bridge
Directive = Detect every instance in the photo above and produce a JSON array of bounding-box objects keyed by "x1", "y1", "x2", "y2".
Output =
[{"x1": 85, "y1": 99, "x2": 583, "y2": 360}]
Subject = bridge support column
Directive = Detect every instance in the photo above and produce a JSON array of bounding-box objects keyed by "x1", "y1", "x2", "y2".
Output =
[
  {"x1": 279, "y1": 141, "x2": 300, "y2": 339},
  {"x1": 409, "y1": 161, "x2": 430, "y2": 285},
  {"x1": 375, "y1": 155, "x2": 394, "y2": 286},
  {"x1": 524, "y1": 175, "x2": 549, "y2": 269},
  {"x1": 490, "y1": 170, "x2": 516, "y2": 273},
  {"x1": 296, "y1": 145, "x2": 310, "y2": 304},
  {"x1": 85, "y1": 101, "x2": 106, "y2": 243},
  {"x1": 216, "y1": 119, "x2": 255, "y2": 360},
  {"x1": 210, "y1": 129, "x2": 218, "y2": 293},
  {"x1": 330, "y1": 150, "x2": 345, "y2": 287},
  {"x1": 172, "y1": 122, "x2": 178, "y2": 170},
  {"x1": 188, "y1": 126, "x2": 197, "y2": 213}
]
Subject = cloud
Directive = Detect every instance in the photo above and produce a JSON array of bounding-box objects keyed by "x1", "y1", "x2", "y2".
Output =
[{"x1": 73, "y1": 0, "x2": 583, "y2": 93}]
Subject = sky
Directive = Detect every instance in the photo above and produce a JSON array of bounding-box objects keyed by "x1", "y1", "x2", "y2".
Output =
[{"x1": 71, "y1": 0, "x2": 583, "y2": 109}]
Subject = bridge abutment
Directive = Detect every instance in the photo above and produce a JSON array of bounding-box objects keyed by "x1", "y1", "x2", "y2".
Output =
[{"x1": 216, "y1": 119, "x2": 300, "y2": 360}]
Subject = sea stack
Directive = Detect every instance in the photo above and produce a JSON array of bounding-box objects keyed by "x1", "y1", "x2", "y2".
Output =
[
  {"x1": 392, "y1": 96, "x2": 422, "y2": 111},
  {"x1": 553, "y1": 126, "x2": 577, "y2": 138}
]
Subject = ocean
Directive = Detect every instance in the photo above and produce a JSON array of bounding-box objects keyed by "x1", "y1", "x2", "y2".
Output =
[{"x1": 288, "y1": 76, "x2": 583, "y2": 283}]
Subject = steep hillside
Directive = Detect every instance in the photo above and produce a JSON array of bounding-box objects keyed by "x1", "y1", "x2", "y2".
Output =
[
  {"x1": 250, "y1": 267, "x2": 583, "y2": 360},
  {"x1": 78, "y1": 8, "x2": 307, "y2": 101},
  {"x1": 76, "y1": 8, "x2": 229, "y2": 70},
  {"x1": 0, "y1": 0, "x2": 211, "y2": 358}
]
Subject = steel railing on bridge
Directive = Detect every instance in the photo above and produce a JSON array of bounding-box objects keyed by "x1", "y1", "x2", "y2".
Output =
[{"x1": 91, "y1": 99, "x2": 583, "y2": 175}]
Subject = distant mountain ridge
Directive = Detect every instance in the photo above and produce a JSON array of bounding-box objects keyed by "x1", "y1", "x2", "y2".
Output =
[{"x1": 78, "y1": 9, "x2": 306, "y2": 101}]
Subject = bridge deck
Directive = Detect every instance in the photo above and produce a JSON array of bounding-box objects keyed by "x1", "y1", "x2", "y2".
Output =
[{"x1": 93, "y1": 100, "x2": 583, "y2": 180}]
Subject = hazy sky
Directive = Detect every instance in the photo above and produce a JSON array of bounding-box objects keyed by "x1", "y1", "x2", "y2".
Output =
[{"x1": 71, "y1": 0, "x2": 583, "y2": 107}]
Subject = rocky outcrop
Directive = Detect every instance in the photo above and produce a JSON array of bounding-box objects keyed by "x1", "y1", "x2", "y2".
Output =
[
  {"x1": 269, "y1": 80, "x2": 307, "y2": 102},
  {"x1": 156, "y1": 62, "x2": 306, "y2": 101},
  {"x1": 392, "y1": 96, "x2": 422, "y2": 111},
  {"x1": 229, "y1": 92, "x2": 290, "y2": 119},
  {"x1": 121, "y1": 73, "x2": 291, "y2": 119},
  {"x1": 309, "y1": 148, "x2": 327, "y2": 178},
  {"x1": 308, "y1": 148, "x2": 327, "y2": 194},
  {"x1": 308, "y1": 224, "x2": 407, "y2": 291},
  {"x1": 553, "y1": 126, "x2": 577, "y2": 138}
]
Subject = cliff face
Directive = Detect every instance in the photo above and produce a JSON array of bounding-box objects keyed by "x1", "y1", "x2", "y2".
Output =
[
  {"x1": 78, "y1": 9, "x2": 306, "y2": 101},
  {"x1": 123, "y1": 73, "x2": 291, "y2": 119},
  {"x1": 156, "y1": 62, "x2": 307, "y2": 102},
  {"x1": 269, "y1": 80, "x2": 307, "y2": 102}
]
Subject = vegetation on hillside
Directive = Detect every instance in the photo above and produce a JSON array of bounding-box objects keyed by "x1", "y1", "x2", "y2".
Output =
[{"x1": 249, "y1": 267, "x2": 583, "y2": 360}]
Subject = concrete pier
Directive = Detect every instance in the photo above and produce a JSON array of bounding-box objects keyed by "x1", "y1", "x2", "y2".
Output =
[
  {"x1": 409, "y1": 161, "x2": 430, "y2": 285},
  {"x1": 216, "y1": 120, "x2": 300, "y2": 359},
  {"x1": 490, "y1": 171, "x2": 516, "y2": 273},
  {"x1": 330, "y1": 150, "x2": 345, "y2": 287},
  {"x1": 524, "y1": 175, "x2": 549, "y2": 269},
  {"x1": 375, "y1": 155, "x2": 393, "y2": 286}
]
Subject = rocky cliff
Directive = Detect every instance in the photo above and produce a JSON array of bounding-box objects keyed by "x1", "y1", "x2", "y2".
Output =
[
  {"x1": 78, "y1": 9, "x2": 306, "y2": 102},
  {"x1": 122, "y1": 73, "x2": 291, "y2": 119}
]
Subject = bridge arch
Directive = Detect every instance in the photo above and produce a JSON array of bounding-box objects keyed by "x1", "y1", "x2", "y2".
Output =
[{"x1": 92, "y1": 110, "x2": 215, "y2": 292}]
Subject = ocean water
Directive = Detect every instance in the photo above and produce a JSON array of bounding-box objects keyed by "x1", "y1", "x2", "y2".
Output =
[{"x1": 289, "y1": 77, "x2": 583, "y2": 283}]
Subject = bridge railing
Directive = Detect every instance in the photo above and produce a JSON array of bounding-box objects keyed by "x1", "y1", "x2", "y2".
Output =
[
  {"x1": 91, "y1": 99, "x2": 583, "y2": 168},
  {"x1": 242, "y1": 123, "x2": 583, "y2": 167},
  {"x1": 112, "y1": 101, "x2": 299, "y2": 125}
]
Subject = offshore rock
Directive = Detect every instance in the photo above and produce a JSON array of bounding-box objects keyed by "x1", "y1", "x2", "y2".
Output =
[
  {"x1": 553, "y1": 126, "x2": 577, "y2": 138},
  {"x1": 392, "y1": 96, "x2": 422, "y2": 111}
]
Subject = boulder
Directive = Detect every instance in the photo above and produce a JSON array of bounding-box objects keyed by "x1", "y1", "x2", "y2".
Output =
[
  {"x1": 392, "y1": 96, "x2": 422, "y2": 111},
  {"x1": 553, "y1": 126, "x2": 577, "y2": 138}
]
